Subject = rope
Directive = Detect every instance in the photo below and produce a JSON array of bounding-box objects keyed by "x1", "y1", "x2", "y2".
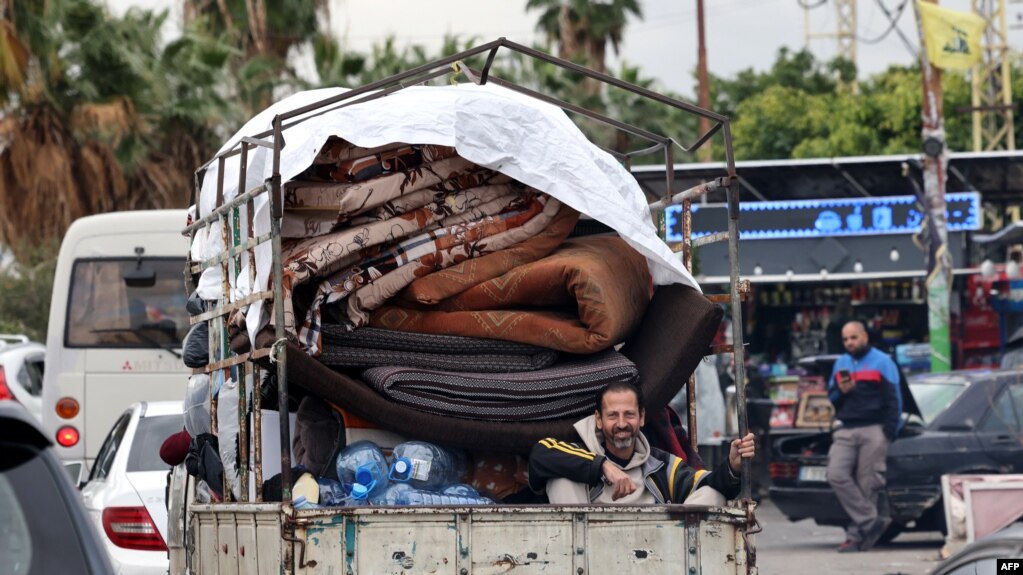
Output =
[{"x1": 269, "y1": 338, "x2": 288, "y2": 364}]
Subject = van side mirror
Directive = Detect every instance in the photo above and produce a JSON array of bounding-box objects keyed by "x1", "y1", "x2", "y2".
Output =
[{"x1": 124, "y1": 246, "x2": 156, "y2": 288}]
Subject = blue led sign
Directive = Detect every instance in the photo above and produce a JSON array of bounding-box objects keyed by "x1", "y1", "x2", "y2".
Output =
[{"x1": 664, "y1": 192, "x2": 981, "y2": 242}]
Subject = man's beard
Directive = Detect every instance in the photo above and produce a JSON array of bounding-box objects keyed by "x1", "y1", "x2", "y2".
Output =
[
  {"x1": 609, "y1": 427, "x2": 637, "y2": 450},
  {"x1": 850, "y1": 343, "x2": 870, "y2": 359}
]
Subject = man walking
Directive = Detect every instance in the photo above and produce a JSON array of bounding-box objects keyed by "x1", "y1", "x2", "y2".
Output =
[
  {"x1": 827, "y1": 321, "x2": 902, "y2": 552},
  {"x1": 528, "y1": 381, "x2": 755, "y2": 505}
]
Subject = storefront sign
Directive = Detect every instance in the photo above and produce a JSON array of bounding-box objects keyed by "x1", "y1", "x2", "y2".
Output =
[{"x1": 665, "y1": 192, "x2": 981, "y2": 242}]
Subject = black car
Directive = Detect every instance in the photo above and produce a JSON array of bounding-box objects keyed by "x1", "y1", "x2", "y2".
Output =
[
  {"x1": 769, "y1": 369, "x2": 1023, "y2": 541},
  {"x1": 0, "y1": 402, "x2": 115, "y2": 574}
]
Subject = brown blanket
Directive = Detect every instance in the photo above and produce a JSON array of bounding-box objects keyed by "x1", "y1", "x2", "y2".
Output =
[{"x1": 369, "y1": 236, "x2": 653, "y2": 354}]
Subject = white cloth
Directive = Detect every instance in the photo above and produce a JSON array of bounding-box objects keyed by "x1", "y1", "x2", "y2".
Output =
[
  {"x1": 191, "y1": 84, "x2": 701, "y2": 345},
  {"x1": 670, "y1": 358, "x2": 726, "y2": 446}
]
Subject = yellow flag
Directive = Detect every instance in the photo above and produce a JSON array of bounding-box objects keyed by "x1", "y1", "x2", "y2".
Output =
[{"x1": 918, "y1": 1, "x2": 987, "y2": 70}]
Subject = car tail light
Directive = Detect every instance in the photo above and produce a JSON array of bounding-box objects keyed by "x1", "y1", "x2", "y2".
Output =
[
  {"x1": 56, "y1": 397, "x2": 80, "y2": 419},
  {"x1": 56, "y1": 426, "x2": 79, "y2": 447},
  {"x1": 769, "y1": 462, "x2": 799, "y2": 480},
  {"x1": 0, "y1": 368, "x2": 15, "y2": 401},
  {"x1": 102, "y1": 507, "x2": 167, "y2": 551}
]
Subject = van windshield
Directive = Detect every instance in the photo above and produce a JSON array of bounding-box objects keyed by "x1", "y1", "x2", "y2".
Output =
[{"x1": 66, "y1": 258, "x2": 189, "y2": 348}]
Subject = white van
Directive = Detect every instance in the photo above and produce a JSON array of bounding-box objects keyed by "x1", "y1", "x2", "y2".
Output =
[{"x1": 42, "y1": 210, "x2": 191, "y2": 482}]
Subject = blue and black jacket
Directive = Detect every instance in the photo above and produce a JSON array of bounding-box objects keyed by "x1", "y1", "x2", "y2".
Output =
[{"x1": 828, "y1": 346, "x2": 903, "y2": 440}]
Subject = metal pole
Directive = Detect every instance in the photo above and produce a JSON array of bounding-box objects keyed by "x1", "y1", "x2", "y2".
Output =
[
  {"x1": 696, "y1": 0, "x2": 712, "y2": 162},
  {"x1": 914, "y1": 0, "x2": 954, "y2": 372},
  {"x1": 722, "y1": 122, "x2": 751, "y2": 501}
]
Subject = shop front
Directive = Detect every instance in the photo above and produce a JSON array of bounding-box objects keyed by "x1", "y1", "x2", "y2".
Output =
[{"x1": 632, "y1": 151, "x2": 1023, "y2": 490}]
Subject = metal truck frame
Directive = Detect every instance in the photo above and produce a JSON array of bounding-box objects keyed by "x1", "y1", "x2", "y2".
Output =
[{"x1": 179, "y1": 37, "x2": 757, "y2": 575}]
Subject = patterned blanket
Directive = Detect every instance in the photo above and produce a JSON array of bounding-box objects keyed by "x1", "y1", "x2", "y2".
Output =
[
  {"x1": 369, "y1": 236, "x2": 653, "y2": 354},
  {"x1": 361, "y1": 349, "x2": 639, "y2": 421},
  {"x1": 319, "y1": 326, "x2": 559, "y2": 372},
  {"x1": 282, "y1": 143, "x2": 489, "y2": 237},
  {"x1": 295, "y1": 193, "x2": 562, "y2": 354}
]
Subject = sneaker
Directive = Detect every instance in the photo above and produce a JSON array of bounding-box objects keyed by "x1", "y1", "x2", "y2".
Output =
[
  {"x1": 837, "y1": 539, "x2": 860, "y2": 553},
  {"x1": 859, "y1": 517, "x2": 893, "y2": 551}
]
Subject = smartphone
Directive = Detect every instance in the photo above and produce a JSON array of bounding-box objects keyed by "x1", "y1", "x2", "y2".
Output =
[{"x1": 837, "y1": 369, "x2": 852, "y2": 385}]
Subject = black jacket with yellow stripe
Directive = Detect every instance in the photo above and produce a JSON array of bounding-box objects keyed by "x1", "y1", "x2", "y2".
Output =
[{"x1": 528, "y1": 436, "x2": 741, "y2": 503}]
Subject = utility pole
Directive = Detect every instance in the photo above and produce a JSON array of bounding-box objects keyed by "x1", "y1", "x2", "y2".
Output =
[
  {"x1": 971, "y1": 0, "x2": 1015, "y2": 151},
  {"x1": 803, "y1": 0, "x2": 859, "y2": 90},
  {"x1": 696, "y1": 0, "x2": 712, "y2": 162},
  {"x1": 913, "y1": 0, "x2": 953, "y2": 373},
  {"x1": 834, "y1": 0, "x2": 858, "y2": 69}
]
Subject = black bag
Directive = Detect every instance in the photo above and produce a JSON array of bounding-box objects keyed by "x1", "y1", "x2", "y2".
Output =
[
  {"x1": 184, "y1": 433, "x2": 224, "y2": 498},
  {"x1": 182, "y1": 322, "x2": 209, "y2": 368},
  {"x1": 292, "y1": 396, "x2": 345, "y2": 480}
]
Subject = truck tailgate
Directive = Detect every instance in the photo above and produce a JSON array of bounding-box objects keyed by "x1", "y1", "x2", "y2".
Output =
[{"x1": 189, "y1": 503, "x2": 754, "y2": 575}]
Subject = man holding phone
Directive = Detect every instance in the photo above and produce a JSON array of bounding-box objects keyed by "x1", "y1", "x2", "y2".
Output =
[{"x1": 826, "y1": 320, "x2": 902, "y2": 553}]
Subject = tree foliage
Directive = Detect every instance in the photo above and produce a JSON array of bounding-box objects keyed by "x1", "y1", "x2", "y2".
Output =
[
  {"x1": 716, "y1": 48, "x2": 996, "y2": 161},
  {"x1": 0, "y1": 241, "x2": 58, "y2": 342},
  {"x1": 0, "y1": 0, "x2": 236, "y2": 256}
]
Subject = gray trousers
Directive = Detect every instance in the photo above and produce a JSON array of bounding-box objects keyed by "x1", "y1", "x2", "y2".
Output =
[
  {"x1": 826, "y1": 424, "x2": 889, "y2": 542},
  {"x1": 547, "y1": 479, "x2": 726, "y2": 506}
]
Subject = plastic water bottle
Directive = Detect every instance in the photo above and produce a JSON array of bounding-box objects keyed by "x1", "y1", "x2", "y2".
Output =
[
  {"x1": 389, "y1": 441, "x2": 459, "y2": 491},
  {"x1": 370, "y1": 482, "x2": 415, "y2": 506},
  {"x1": 336, "y1": 441, "x2": 389, "y2": 499},
  {"x1": 394, "y1": 488, "x2": 493, "y2": 506},
  {"x1": 317, "y1": 478, "x2": 348, "y2": 507},
  {"x1": 441, "y1": 483, "x2": 480, "y2": 498},
  {"x1": 293, "y1": 495, "x2": 320, "y2": 510},
  {"x1": 348, "y1": 483, "x2": 371, "y2": 506}
]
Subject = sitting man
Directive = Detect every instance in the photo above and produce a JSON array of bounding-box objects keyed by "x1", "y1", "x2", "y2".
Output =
[{"x1": 528, "y1": 381, "x2": 755, "y2": 504}]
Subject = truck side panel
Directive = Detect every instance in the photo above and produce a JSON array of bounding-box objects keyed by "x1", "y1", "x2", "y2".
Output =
[{"x1": 189, "y1": 505, "x2": 751, "y2": 575}]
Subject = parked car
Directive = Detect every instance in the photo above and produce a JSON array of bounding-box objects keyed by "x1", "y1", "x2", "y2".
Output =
[
  {"x1": 0, "y1": 401, "x2": 114, "y2": 574},
  {"x1": 0, "y1": 334, "x2": 45, "y2": 421},
  {"x1": 930, "y1": 522, "x2": 1023, "y2": 575},
  {"x1": 81, "y1": 400, "x2": 183, "y2": 574},
  {"x1": 769, "y1": 368, "x2": 1023, "y2": 541}
]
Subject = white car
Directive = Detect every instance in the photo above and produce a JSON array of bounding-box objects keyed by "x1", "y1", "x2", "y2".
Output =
[
  {"x1": 0, "y1": 334, "x2": 45, "y2": 421},
  {"x1": 81, "y1": 401, "x2": 183, "y2": 574}
]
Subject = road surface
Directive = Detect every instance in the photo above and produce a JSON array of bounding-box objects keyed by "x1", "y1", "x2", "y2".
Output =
[{"x1": 755, "y1": 498, "x2": 945, "y2": 575}]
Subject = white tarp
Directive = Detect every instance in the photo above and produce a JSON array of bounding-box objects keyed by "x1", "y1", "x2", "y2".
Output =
[{"x1": 192, "y1": 83, "x2": 700, "y2": 345}]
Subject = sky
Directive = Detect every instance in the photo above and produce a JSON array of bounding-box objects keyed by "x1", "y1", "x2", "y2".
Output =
[
  {"x1": 111, "y1": 0, "x2": 1018, "y2": 99},
  {"x1": 325, "y1": 0, "x2": 1006, "y2": 98}
]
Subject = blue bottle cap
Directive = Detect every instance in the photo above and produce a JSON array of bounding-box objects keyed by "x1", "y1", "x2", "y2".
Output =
[
  {"x1": 389, "y1": 457, "x2": 413, "y2": 482},
  {"x1": 355, "y1": 463, "x2": 377, "y2": 485},
  {"x1": 351, "y1": 483, "x2": 369, "y2": 499}
]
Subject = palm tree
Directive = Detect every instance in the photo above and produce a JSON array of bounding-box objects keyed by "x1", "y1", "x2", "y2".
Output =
[
  {"x1": 183, "y1": 0, "x2": 328, "y2": 113},
  {"x1": 526, "y1": 0, "x2": 642, "y2": 78},
  {"x1": 0, "y1": 0, "x2": 233, "y2": 255}
]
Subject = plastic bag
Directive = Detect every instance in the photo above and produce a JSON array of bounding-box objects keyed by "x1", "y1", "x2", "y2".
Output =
[
  {"x1": 183, "y1": 374, "x2": 212, "y2": 436},
  {"x1": 217, "y1": 374, "x2": 252, "y2": 501}
]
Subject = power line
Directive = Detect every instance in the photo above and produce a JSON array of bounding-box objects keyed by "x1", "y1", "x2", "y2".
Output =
[
  {"x1": 858, "y1": 0, "x2": 908, "y2": 43},
  {"x1": 864, "y1": 0, "x2": 918, "y2": 55}
]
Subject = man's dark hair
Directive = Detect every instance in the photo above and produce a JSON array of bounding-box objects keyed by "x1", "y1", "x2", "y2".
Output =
[{"x1": 594, "y1": 382, "x2": 645, "y2": 414}]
